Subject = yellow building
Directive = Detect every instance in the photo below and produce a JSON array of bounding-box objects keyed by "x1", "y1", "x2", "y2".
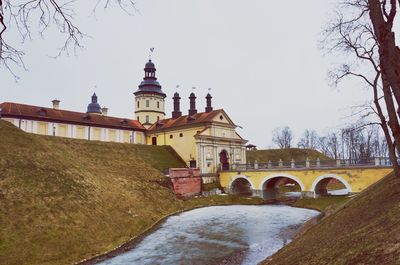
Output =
[
  {"x1": 136, "y1": 60, "x2": 248, "y2": 174},
  {"x1": 0, "y1": 94, "x2": 146, "y2": 144},
  {"x1": 0, "y1": 59, "x2": 247, "y2": 174}
]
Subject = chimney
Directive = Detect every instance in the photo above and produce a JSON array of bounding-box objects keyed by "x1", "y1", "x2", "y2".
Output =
[
  {"x1": 172, "y1": 92, "x2": 182, "y2": 119},
  {"x1": 189, "y1": 92, "x2": 197, "y2": 116},
  {"x1": 52, "y1": 99, "x2": 60, "y2": 110},
  {"x1": 205, "y1": 93, "x2": 213, "y2": 113},
  {"x1": 101, "y1": 107, "x2": 108, "y2": 116}
]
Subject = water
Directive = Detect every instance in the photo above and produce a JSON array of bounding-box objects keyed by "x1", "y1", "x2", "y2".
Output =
[{"x1": 98, "y1": 205, "x2": 318, "y2": 265}]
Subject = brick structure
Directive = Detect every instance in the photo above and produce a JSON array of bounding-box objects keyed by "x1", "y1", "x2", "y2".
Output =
[{"x1": 169, "y1": 168, "x2": 202, "y2": 198}]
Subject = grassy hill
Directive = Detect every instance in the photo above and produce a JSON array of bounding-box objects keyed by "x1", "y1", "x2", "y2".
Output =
[
  {"x1": 263, "y1": 171, "x2": 400, "y2": 265},
  {"x1": 247, "y1": 148, "x2": 330, "y2": 163},
  {"x1": 0, "y1": 120, "x2": 265, "y2": 265},
  {"x1": 0, "y1": 120, "x2": 186, "y2": 265}
]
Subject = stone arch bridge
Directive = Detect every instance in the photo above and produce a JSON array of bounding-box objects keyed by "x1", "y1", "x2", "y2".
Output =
[{"x1": 219, "y1": 162, "x2": 393, "y2": 198}]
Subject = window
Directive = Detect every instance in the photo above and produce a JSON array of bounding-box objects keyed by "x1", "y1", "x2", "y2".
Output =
[
  {"x1": 137, "y1": 116, "x2": 140, "y2": 122},
  {"x1": 146, "y1": 115, "x2": 150, "y2": 123},
  {"x1": 146, "y1": 100, "x2": 150, "y2": 107},
  {"x1": 157, "y1": 101, "x2": 160, "y2": 108},
  {"x1": 157, "y1": 116, "x2": 160, "y2": 121},
  {"x1": 179, "y1": 133, "x2": 183, "y2": 137},
  {"x1": 137, "y1": 101, "x2": 140, "y2": 108},
  {"x1": 170, "y1": 135, "x2": 173, "y2": 139}
]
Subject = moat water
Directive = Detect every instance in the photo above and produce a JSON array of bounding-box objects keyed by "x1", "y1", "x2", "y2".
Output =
[{"x1": 97, "y1": 205, "x2": 318, "y2": 265}]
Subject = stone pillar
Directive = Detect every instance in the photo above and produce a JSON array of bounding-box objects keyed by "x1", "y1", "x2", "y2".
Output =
[
  {"x1": 306, "y1": 157, "x2": 310, "y2": 168},
  {"x1": 279, "y1": 159, "x2": 283, "y2": 168},
  {"x1": 301, "y1": 191, "x2": 316, "y2": 198},
  {"x1": 336, "y1": 159, "x2": 341, "y2": 167},
  {"x1": 268, "y1": 160, "x2": 272, "y2": 169},
  {"x1": 291, "y1": 159, "x2": 295, "y2": 168},
  {"x1": 254, "y1": 160, "x2": 259, "y2": 170},
  {"x1": 252, "y1": 189, "x2": 263, "y2": 198},
  {"x1": 316, "y1": 158, "x2": 320, "y2": 168},
  {"x1": 375, "y1": 157, "x2": 380, "y2": 166}
]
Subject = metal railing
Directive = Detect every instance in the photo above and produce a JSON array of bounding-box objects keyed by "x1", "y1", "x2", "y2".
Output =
[{"x1": 219, "y1": 157, "x2": 392, "y2": 172}]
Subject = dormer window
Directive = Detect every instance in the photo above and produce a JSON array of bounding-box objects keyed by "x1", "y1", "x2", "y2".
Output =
[
  {"x1": 38, "y1": 108, "x2": 47, "y2": 116},
  {"x1": 120, "y1": 119, "x2": 128, "y2": 125}
]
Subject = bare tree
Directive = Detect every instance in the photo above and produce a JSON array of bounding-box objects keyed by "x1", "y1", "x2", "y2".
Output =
[
  {"x1": 322, "y1": 0, "x2": 400, "y2": 175},
  {"x1": 298, "y1": 129, "x2": 319, "y2": 149},
  {"x1": 0, "y1": 0, "x2": 135, "y2": 77},
  {"x1": 272, "y1": 126, "x2": 293, "y2": 149}
]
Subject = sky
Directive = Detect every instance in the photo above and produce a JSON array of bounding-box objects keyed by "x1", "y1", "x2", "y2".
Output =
[{"x1": 0, "y1": 0, "x2": 376, "y2": 148}]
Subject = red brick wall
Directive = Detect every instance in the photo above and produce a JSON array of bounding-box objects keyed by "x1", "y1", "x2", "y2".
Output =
[{"x1": 170, "y1": 168, "x2": 202, "y2": 198}]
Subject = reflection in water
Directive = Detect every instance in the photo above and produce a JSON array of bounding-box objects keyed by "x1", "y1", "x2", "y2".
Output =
[{"x1": 98, "y1": 205, "x2": 318, "y2": 265}]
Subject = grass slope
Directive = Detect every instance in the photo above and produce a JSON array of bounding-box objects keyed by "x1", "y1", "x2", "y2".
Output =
[
  {"x1": 263, "y1": 172, "x2": 400, "y2": 265},
  {"x1": 247, "y1": 148, "x2": 330, "y2": 163},
  {"x1": 0, "y1": 120, "x2": 258, "y2": 265}
]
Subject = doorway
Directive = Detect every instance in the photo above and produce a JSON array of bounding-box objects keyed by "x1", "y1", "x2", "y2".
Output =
[{"x1": 219, "y1": 150, "x2": 230, "y2": 170}]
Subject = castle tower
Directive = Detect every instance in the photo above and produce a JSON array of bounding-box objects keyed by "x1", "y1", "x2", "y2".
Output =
[{"x1": 134, "y1": 60, "x2": 166, "y2": 128}]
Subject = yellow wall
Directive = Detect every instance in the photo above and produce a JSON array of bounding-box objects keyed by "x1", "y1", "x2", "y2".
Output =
[
  {"x1": 136, "y1": 132, "x2": 143, "y2": 144},
  {"x1": 109, "y1": 129, "x2": 116, "y2": 142},
  {"x1": 219, "y1": 167, "x2": 393, "y2": 193},
  {"x1": 122, "y1": 131, "x2": 130, "y2": 143},
  {"x1": 37, "y1": 122, "x2": 48, "y2": 135},
  {"x1": 147, "y1": 126, "x2": 203, "y2": 165},
  {"x1": 76, "y1": 126, "x2": 86, "y2": 139},
  {"x1": 92, "y1": 128, "x2": 102, "y2": 141},
  {"x1": 57, "y1": 125, "x2": 68, "y2": 137}
]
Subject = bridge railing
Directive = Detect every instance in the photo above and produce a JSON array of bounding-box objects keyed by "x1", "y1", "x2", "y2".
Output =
[{"x1": 219, "y1": 157, "x2": 392, "y2": 172}]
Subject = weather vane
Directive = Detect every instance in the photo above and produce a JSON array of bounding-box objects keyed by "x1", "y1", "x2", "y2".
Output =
[
  {"x1": 208, "y1": 88, "x2": 212, "y2": 91},
  {"x1": 192, "y1": 86, "x2": 196, "y2": 90},
  {"x1": 149, "y1": 47, "x2": 155, "y2": 60}
]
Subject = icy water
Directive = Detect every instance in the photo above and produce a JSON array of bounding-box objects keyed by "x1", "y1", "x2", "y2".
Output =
[{"x1": 97, "y1": 205, "x2": 318, "y2": 265}]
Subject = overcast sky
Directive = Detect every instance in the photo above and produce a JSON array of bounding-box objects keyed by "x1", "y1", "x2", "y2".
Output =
[{"x1": 0, "y1": 0, "x2": 375, "y2": 148}]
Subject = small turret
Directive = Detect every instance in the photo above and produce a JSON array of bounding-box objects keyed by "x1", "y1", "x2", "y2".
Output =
[
  {"x1": 205, "y1": 93, "x2": 213, "y2": 113},
  {"x1": 172, "y1": 92, "x2": 182, "y2": 119},
  {"x1": 189, "y1": 92, "x2": 197, "y2": 116}
]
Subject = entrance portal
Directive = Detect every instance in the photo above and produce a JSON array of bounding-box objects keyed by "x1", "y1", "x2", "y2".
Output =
[{"x1": 219, "y1": 150, "x2": 229, "y2": 170}]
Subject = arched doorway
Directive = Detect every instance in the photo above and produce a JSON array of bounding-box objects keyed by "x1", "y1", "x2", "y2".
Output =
[
  {"x1": 219, "y1": 150, "x2": 229, "y2": 170},
  {"x1": 261, "y1": 176, "x2": 304, "y2": 200},
  {"x1": 312, "y1": 175, "x2": 351, "y2": 196},
  {"x1": 152, "y1": 137, "x2": 157, "y2": 145},
  {"x1": 230, "y1": 178, "x2": 252, "y2": 196}
]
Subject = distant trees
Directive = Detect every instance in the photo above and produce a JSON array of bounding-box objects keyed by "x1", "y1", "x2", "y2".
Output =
[
  {"x1": 271, "y1": 125, "x2": 388, "y2": 161},
  {"x1": 297, "y1": 129, "x2": 318, "y2": 149},
  {"x1": 272, "y1": 127, "x2": 293, "y2": 149},
  {"x1": 318, "y1": 125, "x2": 388, "y2": 161}
]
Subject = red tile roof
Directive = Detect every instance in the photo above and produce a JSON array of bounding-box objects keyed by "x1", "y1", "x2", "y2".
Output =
[
  {"x1": 0, "y1": 102, "x2": 146, "y2": 131},
  {"x1": 148, "y1": 109, "x2": 233, "y2": 131}
]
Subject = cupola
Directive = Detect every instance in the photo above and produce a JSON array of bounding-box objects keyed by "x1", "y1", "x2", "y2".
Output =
[{"x1": 87, "y1": 93, "x2": 102, "y2": 114}]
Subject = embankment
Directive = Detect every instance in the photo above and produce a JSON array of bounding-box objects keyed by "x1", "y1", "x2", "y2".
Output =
[{"x1": 262, "y1": 171, "x2": 400, "y2": 265}]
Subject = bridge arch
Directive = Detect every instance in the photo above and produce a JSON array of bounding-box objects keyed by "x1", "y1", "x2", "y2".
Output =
[
  {"x1": 260, "y1": 174, "x2": 305, "y2": 199},
  {"x1": 229, "y1": 175, "x2": 255, "y2": 196},
  {"x1": 311, "y1": 174, "x2": 352, "y2": 197}
]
